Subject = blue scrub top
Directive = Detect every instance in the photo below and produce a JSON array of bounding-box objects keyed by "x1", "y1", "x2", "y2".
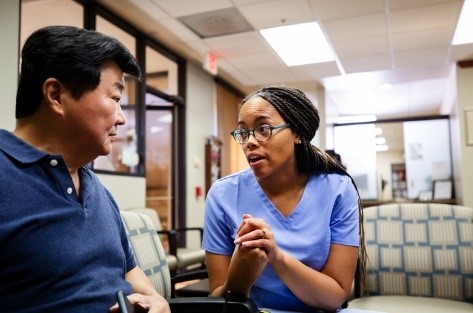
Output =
[{"x1": 203, "y1": 168, "x2": 359, "y2": 311}]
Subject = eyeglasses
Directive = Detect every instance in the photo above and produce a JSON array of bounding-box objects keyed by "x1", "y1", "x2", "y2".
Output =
[{"x1": 230, "y1": 123, "x2": 290, "y2": 144}]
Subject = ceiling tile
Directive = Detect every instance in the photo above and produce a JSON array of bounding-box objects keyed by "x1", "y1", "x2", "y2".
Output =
[
  {"x1": 342, "y1": 53, "x2": 392, "y2": 74},
  {"x1": 127, "y1": 0, "x2": 169, "y2": 19},
  {"x1": 290, "y1": 62, "x2": 341, "y2": 81},
  {"x1": 390, "y1": 2, "x2": 462, "y2": 34},
  {"x1": 149, "y1": 0, "x2": 233, "y2": 17},
  {"x1": 157, "y1": 17, "x2": 201, "y2": 42},
  {"x1": 203, "y1": 31, "x2": 267, "y2": 56},
  {"x1": 309, "y1": 0, "x2": 384, "y2": 21},
  {"x1": 322, "y1": 13, "x2": 387, "y2": 42},
  {"x1": 392, "y1": 28, "x2": 454, "y2": 52},
  {"x1": 227, "y1": 51, "x2": 297, "y2": 85},
  {"x1": 238, "y1": 0, "x2": 315, "y2": 30},
  {"x1": 395, "y1": 47, "x2": 448, "y2": 68},
  {"x1": 388, "y1": 0, "x2": 462, "y2": 10},
  {"x1": 333, "y1": 36, "x2": 389, "y2": 59}
]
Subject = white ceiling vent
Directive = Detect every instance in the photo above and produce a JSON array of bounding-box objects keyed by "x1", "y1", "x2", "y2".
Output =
[{"x1": 178, "y1": 7, "x2": 253, "y2": 38}]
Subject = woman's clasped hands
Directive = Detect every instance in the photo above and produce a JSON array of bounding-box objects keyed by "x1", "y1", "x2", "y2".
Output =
[{"x1": 234, "y1": 214, "x2": 278, "y2": 263}]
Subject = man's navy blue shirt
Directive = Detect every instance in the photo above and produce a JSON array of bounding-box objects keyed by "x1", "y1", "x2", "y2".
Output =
[{"x1": 0, "y1": 129, "x2": 136, "y2": 312}]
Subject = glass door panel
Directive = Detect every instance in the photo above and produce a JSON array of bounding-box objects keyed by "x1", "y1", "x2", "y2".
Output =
[{"x1": 146, "y1": 95, "x2": 173, "y2": 229}]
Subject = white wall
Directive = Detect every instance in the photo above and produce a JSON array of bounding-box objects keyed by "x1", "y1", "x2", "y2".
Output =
[
  {"x1": 454, "y1": 65, "x2": 473, "y2": 207},
  {"x1": 377, "y1": 150, "x2": 404, "y2": 201},
  {"x1": 185, "y1": 62, "x2": 216, "y2": 248},
  {"x1": 0, "y1": 0, "x2": 20, "y2": 131},
  {"x1": 98, "y1": 174, "x2": 146, "y2": 209},
  {"x1": 403, "y1": 119, "x2": 452, "y2": 199}
]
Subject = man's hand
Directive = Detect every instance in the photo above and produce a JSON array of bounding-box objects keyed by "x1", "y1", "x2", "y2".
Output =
[{"x1": 109, "y1": 293, "x2": 170, "y2": 313}]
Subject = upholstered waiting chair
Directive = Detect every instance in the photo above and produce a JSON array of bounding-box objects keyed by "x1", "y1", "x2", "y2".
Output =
[
  {"x1": 124, "y1": 207, "x2": 206, "y2": 274},
  {"x1": 349, "y1": 203, "x2": 473, "y2": 312},
  {"x1": 120, "y1": 210, "x2": 259, "y2": 313},
  {"x1": 120, "y1": 210, "x2": 173, "y2": 299}
]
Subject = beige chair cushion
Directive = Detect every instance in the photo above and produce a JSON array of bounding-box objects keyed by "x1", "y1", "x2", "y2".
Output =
[
  {"x1": 349, "y1": 295, "x2": 473, "y2": 313},
  {"x1": 176, "y1": 247, "x2": 206, "y2": 268}
]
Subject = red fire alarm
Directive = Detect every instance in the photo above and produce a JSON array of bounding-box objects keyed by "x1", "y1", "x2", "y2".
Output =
[{"x1": 195, "y1": 186, "x2": 202, "y2": 198}]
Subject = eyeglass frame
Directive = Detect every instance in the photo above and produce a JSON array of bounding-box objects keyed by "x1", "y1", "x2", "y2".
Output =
[{"x1": 230, "y1": 123, "x2": 290, "y2": 144}]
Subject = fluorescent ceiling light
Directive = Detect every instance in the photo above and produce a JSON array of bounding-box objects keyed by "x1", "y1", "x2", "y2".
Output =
[
  {"x1": 335, "y1": 115, "x2": 377, "y2": 124},
  {"x1": 150, "y1": 126, "x2": 163, "y2": 134},
  {"x1": 378, "y1": 83, "x2": 393, "y2": 90},
  {"x1": 260, "y1": 22, "x2": 335, "y2": 66},
  {"x1": 452, "y1": 0, "x2": 473, "y2": 45},
  {"x1": 158, "y1": 113, "x2": 172, "y2": 123},
  {"x1": 376, "y1": 144, "x2": 389, "y2": 152}
]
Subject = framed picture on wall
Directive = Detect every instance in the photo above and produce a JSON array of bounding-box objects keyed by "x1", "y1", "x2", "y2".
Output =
[
  {"x1": 205, "y1": 136, "x2": 222, "y2": 196},
  {"x1": 433, "y1": 179, "x2": 453, "y2": 200}
]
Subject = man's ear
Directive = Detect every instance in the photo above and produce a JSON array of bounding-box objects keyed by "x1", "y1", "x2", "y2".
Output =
[{"x1": 42, "y1": 78, "x2": 65, "y2": 116}]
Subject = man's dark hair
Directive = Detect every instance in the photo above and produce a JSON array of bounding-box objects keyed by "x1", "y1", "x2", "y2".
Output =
[{"x1": 16, "y1": 25, "x2": 141, "y2": 118}]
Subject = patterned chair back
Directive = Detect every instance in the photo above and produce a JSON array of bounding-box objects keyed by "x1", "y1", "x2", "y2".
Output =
[
  {"x1": 120, "y1": 210, "x2": 172, "y2": 300},
  {"x1": 363, "y1": 203, "x2": 473, "y2": 302}
]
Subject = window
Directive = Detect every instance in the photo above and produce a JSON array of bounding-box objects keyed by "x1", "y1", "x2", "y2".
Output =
[
  {"x1": 146, "y1": 46, "x2": 178, "y2": 96},
  {"x1": 92, "y1": 15, "x2": 140, "y2": 174},
  {"x1": 144, "y1": 45, "x2": 180, "y2": 227},
  {"x1": 145, "y1": 101, "x2": 173, "y2": 228}
]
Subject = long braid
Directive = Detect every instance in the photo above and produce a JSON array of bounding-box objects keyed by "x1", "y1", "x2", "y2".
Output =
[{"x1": 242, "y1": 85, "x2": 366, "y2": 296}]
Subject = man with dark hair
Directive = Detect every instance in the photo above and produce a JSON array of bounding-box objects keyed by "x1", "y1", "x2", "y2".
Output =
[{"x1": 0, "y1": 25, "x2": 169, "y2": 313}]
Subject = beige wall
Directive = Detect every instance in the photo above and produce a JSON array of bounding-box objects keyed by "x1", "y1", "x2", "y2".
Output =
[
  {"x1": 185, "y1": 62, "x2": 216, "y2": 247},
  {"x1": 98, "y1": 174, "x2": 146, "y2": 208},
  {"x1": 0, "y1": 0, "x2": 19, "y2": 131},
  {"x1": 453, "y1": 64, "x2": 473, "y2": 207}
]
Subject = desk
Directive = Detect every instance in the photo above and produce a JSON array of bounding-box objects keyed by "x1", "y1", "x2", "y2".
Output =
[{"x1": 260, "y1": 308, "x2": 385, "y2": 313}]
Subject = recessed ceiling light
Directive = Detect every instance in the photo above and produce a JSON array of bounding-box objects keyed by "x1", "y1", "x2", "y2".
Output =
[
  {"x1": 452, "y1": 0, "x2": 473, "y2": 45},
  {"x1": 260, "y1": 22, "x2": 335, "y2": 66},
  {"x1": 375, "y1": 137, "x2": 386, "y2": 145}
]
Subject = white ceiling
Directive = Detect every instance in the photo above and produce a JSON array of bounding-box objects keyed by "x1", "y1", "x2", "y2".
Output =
[{"x1": 97, "y1": 0, "x2": 473, "y2": 123}]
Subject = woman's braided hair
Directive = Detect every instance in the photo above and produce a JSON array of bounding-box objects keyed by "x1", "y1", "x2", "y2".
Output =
[{"x1": 241, "y1": 85, "x2": 366, "y2": 296}]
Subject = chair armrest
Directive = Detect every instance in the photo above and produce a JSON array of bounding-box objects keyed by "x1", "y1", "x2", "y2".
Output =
[
  {"x1": 171, "y1": 269, "x2": 209, "y2": 297},
  {"x1": 173, "y1": 227, "x2": 204, "y2": 242},
  {"x1": 157, "y1": 229, "x2": 178, "y2": 256},
  {"x1": 171, "y1": 269, "x2": 208, "y2": 285},
  {"x1": 158, "y1": 227, "x2": 203, "y2": 258},
  {"x1": 168, "y1": 296, "x2": 259, "y2": 313}
]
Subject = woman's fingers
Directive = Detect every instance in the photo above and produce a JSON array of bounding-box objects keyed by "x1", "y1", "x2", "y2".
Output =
[{"x1": 235, "y1": 217, "x2": 271, "y2": 244}]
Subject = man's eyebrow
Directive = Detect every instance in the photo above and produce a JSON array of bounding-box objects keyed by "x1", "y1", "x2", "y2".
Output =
[{"x1": 115, "y1": 81, "x2": 125, "y2": 92}]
